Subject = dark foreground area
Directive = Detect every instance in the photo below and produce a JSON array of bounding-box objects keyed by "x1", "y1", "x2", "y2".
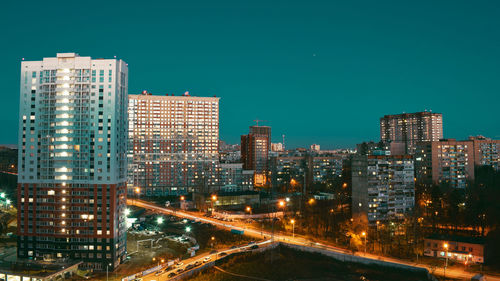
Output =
[{"x1": 189, "y1": 245, "x2": 431, "y2": 281}]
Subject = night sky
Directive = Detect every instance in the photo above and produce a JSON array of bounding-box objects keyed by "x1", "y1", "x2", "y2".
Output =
[{"x1": 1, "y1": 0, "x2": 499, "y2": 148}]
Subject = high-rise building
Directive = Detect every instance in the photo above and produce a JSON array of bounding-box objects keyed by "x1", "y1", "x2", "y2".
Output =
[
  {"x1": 128, "y1": 91, "x2": 220, "y2": 196},
  {"x1": 241, "y1": 125, "x2": 271, "y2": 186},
  {"x1": 380, "y1": 111, "x2": 443, "y2": 154},
  {"x1": 468, "y1": 136, "x2": 500, "y2": 171},
  {"x1": 310, "y1": 144, "x2": 321, "y2": 152},
  {"x1": 415, "y1": 139, "x2": 474, "y2": 189},
  {"x1": 352, "y1": 154, "x2": 415, "y2": 225},
  {"x1": 17, "y1": 53, "x2": 128, "y2": 270}
]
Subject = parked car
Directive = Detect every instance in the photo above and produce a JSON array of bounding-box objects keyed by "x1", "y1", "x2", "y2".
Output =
[
  {"x1": 168, "y1": 272, "x2": 176, "y2": 278},
  {"x1": 250, "y1": 245, "x2": 259, "y2": 249},
  {"x1": 194, "y1": 261, "x2": 202, "y2": 266},
  {"x1": 219, "y1": 252, "x2": 227, "y2": 257},
  {"x1": 155, "y1": 270, "x2": 164, "y2": 276},
  {"x1": 203, "y1": 256, "x2": 212, "y2": 263}
]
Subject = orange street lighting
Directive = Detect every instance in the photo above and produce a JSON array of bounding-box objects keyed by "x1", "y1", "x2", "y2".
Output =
[
  {"x1": 211, "y1": 195, "x2": 217, "y2": 201},
  {"x1": 361, "y1": 231, "x2": 366, "y2": 237},
  {"x1": 290, "y1": 219, "x2": 296, "y2": 237},
  {"x1": 180, "y1": 195, "x2": 185, "y2": 201},
  {"x1": 211, "y1": 236, "x2": 215, "y2": 240},
  {"x1": 135, "y1": 187, "x2": 140, "y2": 194},
  {"x1": 308, "y1": 198, "x2": 315, "y2": 205},
  {"x1": 246, "y1": 206, "x2": 251, "y2": 212},
  {"x1": 278, "y1": 200, "x2": 285, "y2": 207},
  {"x1": 342, "y1": 183, "x2": 348, "y2": 188},
  {"x1": 444, "y1": 243, "x2": 448, "y2": 249},
  {"x1": 161, "y1": 259, "x2": 165, "y2": 263}
]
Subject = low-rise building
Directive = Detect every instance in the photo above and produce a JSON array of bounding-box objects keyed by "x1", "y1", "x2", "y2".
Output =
[{"x1": 424, "y1": 234, "x2": 485, "y2": 264}]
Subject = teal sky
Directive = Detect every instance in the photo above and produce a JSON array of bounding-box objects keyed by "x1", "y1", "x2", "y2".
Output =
[{"x1": 1, "y1": 0, "x2": 499, "y2": 148}]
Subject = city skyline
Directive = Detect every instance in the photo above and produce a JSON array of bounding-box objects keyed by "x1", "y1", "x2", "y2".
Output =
[{"x1": 1, "y1": 1, "x2": 500, "y2": 149}]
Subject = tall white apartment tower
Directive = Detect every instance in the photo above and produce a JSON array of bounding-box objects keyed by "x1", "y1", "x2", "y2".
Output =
[{"x1": 18, "y1": 53, "x2": 128, "y2": 270}]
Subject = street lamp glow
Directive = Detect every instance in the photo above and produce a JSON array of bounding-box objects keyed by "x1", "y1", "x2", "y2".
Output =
[
  {"x1": 135, "y1": 187, "x2": 140, "y2": 194},
  {"x1": 180, "y1": 195, "x2": 185, "y2": 201},
  {"x1": 246, "y1": 206, "x2": 251, "y2": 212},
  {"x1": 124, "y1": 208, "x2": 131, "y2": 216},
  {"x1": 6, "y1": 199, "x2": 11, "y2": 205},
  {"x1": 290, "y1": 219, "x2": 295, "y2": 224},
  {"x1": 0, "y1": 193, "x2": 5, "y2": 198},
  {"x1": 278, "y1": 200, "x2": 285, "y2": 207},
  {"x1": 211, "y1": 195, "x2": 217, "y2": 201},
  {"x1": 285, "y1": 197, "x2": 290, "y2": 202},
  {"x1": 186, "y1": 226, "x2": 191, "y2": 232},
  {"x1": 361, "y1": 231, "x2": 366, "y2": 237},
  {"x1": 157, "y1": 217, "x2": 164, "y2": 225},
  {"x1": 444, "y1": 243, "x2": 448, "y2": 249}
]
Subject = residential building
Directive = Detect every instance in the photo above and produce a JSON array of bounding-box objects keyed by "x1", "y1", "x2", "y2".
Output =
[
  {"x1": 415, "y1": 139, "x2": 474, "y2": 189},
  {"x1": 219, "y1": 163, "x2": 254, "y2": 191},
  {"x1": 17, "y1": 53, "x2": 128, "y2": 270},
  {"x1": 352, "y1": 154, "x2": 415, "y2": 225},
  {"x1": 310, "y1": 144, "x2": 320, "y2": 152},
  {"x1": 469, "y1": 136, "x2": 500, "y2": 170},
  {"x1": 127, "y1": 91, "x2": 220, "y2": 196},
  {"x1": 241, "y1": 125, "x2": 271, "y2": 186},
  {"x1": 271, "y1": 142, "x2": 284, "y2": 152},
  {"x1": 380, "y1": 111, "x2": 443, "y2": 154},
  {"x1": 424, "y1": 234, "x2": 485, "y2": 264}
]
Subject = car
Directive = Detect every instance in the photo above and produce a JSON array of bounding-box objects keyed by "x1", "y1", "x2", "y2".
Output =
[
  {"x1": 248, "y1": 241, "x2": 256, "y2": 245},
  {"x1": 194, "y1": 261, "x2": 202, "y2": 266},
  {"x1": 219, "y1": 252, "x2": 227, "y2": 257},
  {"x1": 175, "y1": 262, "x2": 184, "y2": 268},
  {"x1": 250, "y1": 245, "x2": 259, "y2": 249},
  {"x1": 155, "y1": 270, "x2": 164, "y2": 276},
  {"x1": 184, "y1": 264, "x2": 193, "y2": 270},
  {"x1": 203, "y1": 256, "x2": 212, "y2": 262},
  {"x1": 176, "y1": 268, "x2": 184, "y2": 274},
  {"x1": 168, "y1": 272, "x2": 176, "y2": 278},
  {"x1": 230, "y1": 245, "x2": 237, "y2": 249}
]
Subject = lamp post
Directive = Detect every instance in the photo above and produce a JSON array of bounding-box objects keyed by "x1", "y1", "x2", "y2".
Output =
[
  {"x1": 211, "y1": 195, "x2": 217, "y2": 215},
  {"x1": 361, "y1": 232, "x2": 367, "y2": 255},
  {"x1": 106, "y1": 263, "x2": 112, "y2": 281},
  {"x1": 290, "y1": 219, "x2": 295, "y2": 238},
  {"x1": 444, "y1": 243, "x2": 449, "y2": 279},
  {"x1": 246, "y1": 206, "x2": 252, "y2": 215}
]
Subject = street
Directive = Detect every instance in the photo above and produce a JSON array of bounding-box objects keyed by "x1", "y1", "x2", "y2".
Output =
[{"x1": 128, "y1": 199, "x2": 500, "y2": 281}]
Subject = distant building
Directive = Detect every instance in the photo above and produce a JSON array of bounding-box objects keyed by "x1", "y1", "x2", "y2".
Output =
[
  {"x1": 310, "y1": 144, "x2": 320, "y2": 152},
  {"x1": 356, "y1": 141, "x2": 405, "y2": 156},
  {"x1": 219, "y1": 163, "x2": 254, "y2": 191},
  {"x1": 424, "y1": 234, "x2": 485, "y2": 264},
  {"x1": 380, "y1": 111, "x2": 443, "y2": 154},
  {"x1": 415, "y1": 139, "x2": 474, "y2": 189},
  {"x1": 241, "y1": 125, "x2": 271, "y2": 186},
  {"x1": 128, "y1": 91, "x2": 220, "y2": 196},
  {"x1": 352, "y1": 154, "x2": 415, "y2": 225},
  {"x1": 17, "y1": 53, "x2": 128, "y2": 270},
  {"x1": 469, "y1": 136, "x2": 500, "y2": 170},
  {"x1": 271, "y1": 142, "x2": 284, "y2": 152}
]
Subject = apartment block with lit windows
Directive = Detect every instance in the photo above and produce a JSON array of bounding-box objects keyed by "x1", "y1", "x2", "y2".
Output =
[
  {"x1": 241, "y1": 126, "x2": 271, "y2": 186},
  {"x1": 469, "y1": 136, "x2": 500, "y2": 171},
  {"x1": 127, "y1": 92, "x2": 220, "y2": 196},
  {"x1": 352, "y1": 154, "x2": 415, "y2": 225},
  {"x1": 415, "y1": 139, "x2": 474, "y2": 189},
  {"x1": 380, "y1": 111, "x2": 443, "y2": 154},
  {"x1": 17, "y1": 53, "x2": 128, "y2": 270}
]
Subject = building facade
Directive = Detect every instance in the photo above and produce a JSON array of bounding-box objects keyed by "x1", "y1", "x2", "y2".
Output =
[
  {"x1": 241, "y1": 125, "x2": 271, "y2": 186},
  {"x1": 380, "y1": 111, "x2": 443, "y2": 154},
  {"x1": 424, "y1": 235, "x2": 484, "y2": 264},
  {"x1": 17, "y1": 53, "x2": 128, "y2": 270},
  {"x1": 128, "y1": 92, "x2": 220, "y2": 196},
  {"x1": 469, "y1": 136, "x2": 500, "y2": 170},
  {"x1": 352, "y1": 154, "x2": 415, "y2": 225},
  {"x1": 415, "y1": 139, "x2": 474, "y2": 189}
]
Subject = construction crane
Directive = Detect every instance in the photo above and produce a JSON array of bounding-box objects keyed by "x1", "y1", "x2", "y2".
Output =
[{"x1": 253, "y1": 119, "x2": 267, "y2": 126}]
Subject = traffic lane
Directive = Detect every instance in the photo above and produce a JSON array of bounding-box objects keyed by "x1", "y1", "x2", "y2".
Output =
[{"x1": 141, "y1": 240, "x2": 272, "y2": 281}]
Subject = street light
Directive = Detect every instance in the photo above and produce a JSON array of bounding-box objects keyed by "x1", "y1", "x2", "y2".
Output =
[
  {"x1": 308, "y1": 198, "x2": 315, "y2": 205},
  {"x1": 180, "y1": 195, "x2": 185, "y2": 201},
  {"x1": 246, "y1": 206, "x2": 252, "y2": 215},
  {"x1": 211, "y1": 195, "x2": 217, "y2": 215},
  {"x1": 106, "y1": 262, "x2": 112, "y2": 281},
  {"x1": 361, "y1": 231, "x2": 367, "y2": 255},
  {"x1": 157, "y1": 217, "x2": 164, "y2": 225},
  {"x1": 278, "y1": 200, "x2": 285, "y2": 207},
  {"x1": 124, "y1": 208, "x2": 131, "y2": 216},
  {"x1": 290, "y1": 219, "x2": 295, "y2": 238},
  {"x1": 444, "y1": 243, "x2": 449, "y2": 279},
  {"x1": 0, "y1": 193, "x2": 5, "y2": 198},
  {"x1": 186, "y1": 226, "x2": 191, "y2": 233}
]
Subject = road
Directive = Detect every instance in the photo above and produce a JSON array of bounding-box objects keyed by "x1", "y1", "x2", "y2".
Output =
[
  {"x1": 129, "y1": 199, "x2": 500, "y2": 281},
  {"x1": 139, "y1": 240, "x2": 272, "y2": 281}
]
